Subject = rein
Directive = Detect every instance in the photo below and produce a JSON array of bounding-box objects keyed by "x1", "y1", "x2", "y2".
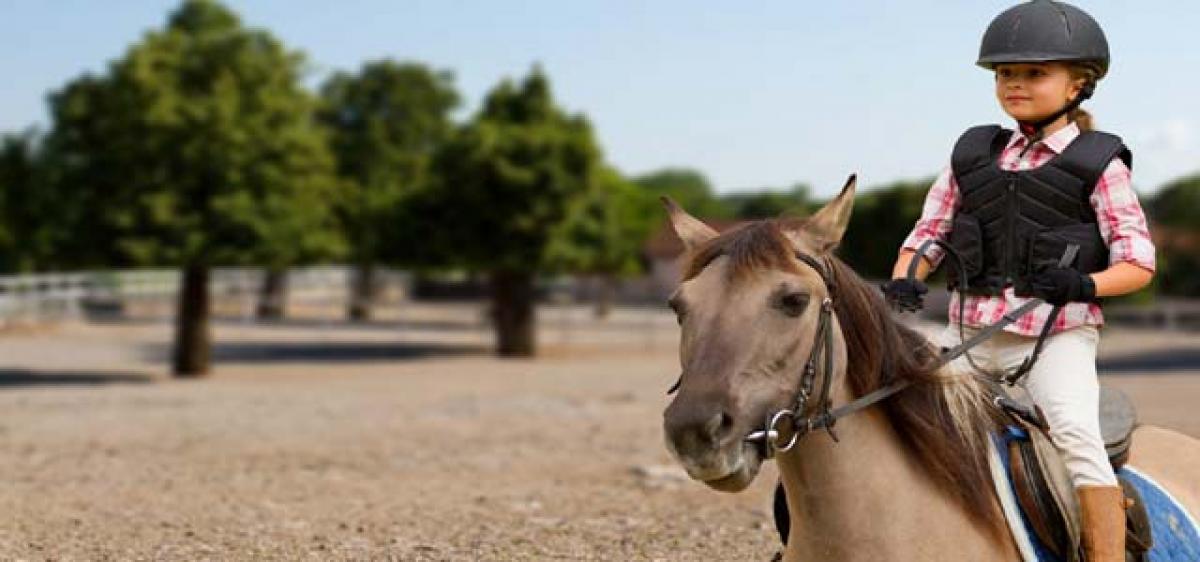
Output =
[{"x1": 745, "y1": 246, "x2": 1052, "y2": 459}]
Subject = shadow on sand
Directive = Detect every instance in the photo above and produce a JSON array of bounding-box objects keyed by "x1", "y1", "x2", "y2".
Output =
[
  {"x1": 0, "y1": 369, "x2": 154, "y2": 388},
  {"x1": 1100, "y1": 348, "x2": 1200, "y2": 374},
  {"x1": 140, "y1": 340, "x2": 489, "y2": 364}
]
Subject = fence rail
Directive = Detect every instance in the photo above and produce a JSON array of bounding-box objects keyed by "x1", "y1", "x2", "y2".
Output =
[
  {"x1": 0, "y1": 268, "x2": 1195, "y2": 332},
  {"x1": 0, "y1": 266, "x2": 409, "y2": 325}
]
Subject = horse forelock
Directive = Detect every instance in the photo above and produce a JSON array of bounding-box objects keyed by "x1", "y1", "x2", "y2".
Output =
[{"x1": 682, "y1": 220, "x2": 804, "y2": 283}]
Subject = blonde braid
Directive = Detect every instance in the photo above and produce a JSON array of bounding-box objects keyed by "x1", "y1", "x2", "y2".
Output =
[{"x1": 1068, "y1": 63, "x2": 1102, "y2": 131}]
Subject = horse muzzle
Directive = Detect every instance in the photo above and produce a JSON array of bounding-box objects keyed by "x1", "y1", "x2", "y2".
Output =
[{"x1": 663, "y1": 402, "x2": 763, "y2": 491}]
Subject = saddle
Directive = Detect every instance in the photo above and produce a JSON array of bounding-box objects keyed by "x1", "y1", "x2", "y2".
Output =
[{"x1": 1003, "y1": 386, "x2": 1152, "y2": 562}]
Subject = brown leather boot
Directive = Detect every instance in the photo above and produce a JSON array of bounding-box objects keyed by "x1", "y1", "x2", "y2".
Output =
[{"x1": 1077, "y1": 485, "x2": 1126, "y2": 562}]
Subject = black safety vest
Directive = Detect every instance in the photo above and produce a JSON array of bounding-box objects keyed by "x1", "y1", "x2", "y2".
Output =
[{"x1": 946, "y1": 125, "x2": 1131, "y2": 296}]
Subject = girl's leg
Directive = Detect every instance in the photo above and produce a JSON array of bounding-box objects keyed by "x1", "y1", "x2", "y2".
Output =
[
  {"x1": 995, "y1": 326, "x2": 1125, "y2": 561},
  {"x1": 1006, "y1": 326, "x2": 1115, "y2": 486}
]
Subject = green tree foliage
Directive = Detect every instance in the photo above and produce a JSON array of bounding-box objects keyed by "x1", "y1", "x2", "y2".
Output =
[
  {"x1": 43, "y1": 0, "x2": 343, "y2": 375},
  {"x1": 318, "y1": 60, "x2": 459, "y2": 319},
  {"x1": 1148, "y1": 175, "x2": 1200, "y2": 296},
  {"x1": 546, "y1": 166, "x2": 658, "y2": 277},
  {"x1": 721, "y1": 183, "x2": 812, "y2": 219},
  {"x1": 837, "y1": 177, "x2": 934, "y2": 279},
  {"x1": 415, "y1": 67, "x2": 601, "y2": 355},
  {"x1": 1149, "y1": 174, "x2": 1200, "y2": 228},
  {"x1": 0, "y1": 131, "x2": 56, "y2": 273},
  {"x1": 544, "y1": 167, "x2": 659, "y2": 317},
  {"x1": 633, "y1": 168, "x2": 730, "y2": 219}
]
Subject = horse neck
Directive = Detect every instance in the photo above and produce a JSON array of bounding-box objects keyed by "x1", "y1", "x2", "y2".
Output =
[{"x1": 776, "y1": 341, "x2": 1015, "y2": 561}]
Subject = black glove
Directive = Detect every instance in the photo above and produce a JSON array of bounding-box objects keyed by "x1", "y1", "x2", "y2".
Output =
[
  {"x1": 1027, "y1": 268, "x2": 1096, "y2": 306},
  {"x1": 880, "y1": 278, "x2": 928, "y2": 312}
]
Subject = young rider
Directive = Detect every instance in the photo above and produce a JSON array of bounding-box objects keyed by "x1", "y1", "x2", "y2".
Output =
[{"x1": 883, "y1": 1, "x2": 1155, "y2": 560}]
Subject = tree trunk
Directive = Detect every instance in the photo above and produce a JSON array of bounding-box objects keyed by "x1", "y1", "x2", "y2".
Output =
[
  {"x1": 256, "y1": 267, "x2": 287, "y2": 320},
  {"x1": 490, "y1": 270, "x2": 536, "y2": 357},
  {"x1": 173, "y1": 265, "x2": 211, "y2": 377},
  {"x1": 593, "y1": 274, "x2": 616, "y2": 319},
  {"x1": 348, "y1": 263, "x2": 376, "y2": 322}
]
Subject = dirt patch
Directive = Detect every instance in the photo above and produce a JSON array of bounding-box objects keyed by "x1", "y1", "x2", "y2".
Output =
[{"x1": 0, "y1": 308, "x2": 1195, "y2": 560}]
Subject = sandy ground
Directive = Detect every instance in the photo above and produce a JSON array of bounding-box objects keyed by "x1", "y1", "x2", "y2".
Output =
[{"x1": 0, "y1": 303, "x2": 1197, "y2": 561}]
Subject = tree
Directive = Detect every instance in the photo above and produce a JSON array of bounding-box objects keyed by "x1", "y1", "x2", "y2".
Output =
[
  {"x1": 721, "y1": 183, "x2": 812, "y2": 219},
  {"x1": 1148, "y1": 175, "x2": 1200, "y2": 297},
  {"x1": 318, "y1": 60, "x2": 460, "y2": 321},
  {"x1": 414, "y1": 67, "x2": 601, "y2": 356},
  {"x1": 546, "y1": 166, "x2": 659, "y2": 316},
  {"x1": 632, "y1": 168, "x2": 730, "y2": 219},
  {"x1": 1149, "y1": 174, "x2": 1200, "y2": 228},
  {"x1": 43, "y1": 0, "x2": 344, "y2": 375},
  {"x1": 838, "y1": 178, "x2": 934, "y2": 279},
  {"x1": 0, "y1": 131, "x2": 55, "y2": 273}
]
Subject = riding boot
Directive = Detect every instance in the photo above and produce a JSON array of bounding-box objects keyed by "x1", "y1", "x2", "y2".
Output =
[{"x1": 1077, "y1": 485, "x2": 1126, "y2": 562}]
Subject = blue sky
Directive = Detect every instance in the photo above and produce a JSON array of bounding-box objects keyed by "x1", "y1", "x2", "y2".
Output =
[{"x1": 2, "y1": 1, "x2": 1197, "y2": 197}]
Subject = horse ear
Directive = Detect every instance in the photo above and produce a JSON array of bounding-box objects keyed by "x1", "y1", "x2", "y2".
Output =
[
  {"x1": 661, "y1": 196, "x2": 718, "y2": 251},
  {"x1": 788, "y1": 174, "x2": 856, "y2": 254}
]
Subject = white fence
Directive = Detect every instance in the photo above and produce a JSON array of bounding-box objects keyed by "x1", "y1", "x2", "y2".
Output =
[{"x1": 0, "y1": 266, "x2": 408, "y2": 325}]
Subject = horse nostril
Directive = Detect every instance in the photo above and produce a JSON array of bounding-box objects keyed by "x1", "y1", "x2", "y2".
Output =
[
  {"x1": 664, "y1": 401, "x2": 736, "y2": 454},
  {"x1": 719, "y1": 412, "x2": 734, "y2": 436},
  {"x1": 703, "y1": 412, "x2": 735, "y2": 442}
]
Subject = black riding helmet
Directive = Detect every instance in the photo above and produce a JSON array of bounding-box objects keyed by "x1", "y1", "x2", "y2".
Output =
[{"x1": 977, "y1": 0, "x2": 1110, "y2": 138}]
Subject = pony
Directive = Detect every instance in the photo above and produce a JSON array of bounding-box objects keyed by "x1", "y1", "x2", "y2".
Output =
[{"x1": 661, "y1": 176, "x2": 1200, "y2": 561}]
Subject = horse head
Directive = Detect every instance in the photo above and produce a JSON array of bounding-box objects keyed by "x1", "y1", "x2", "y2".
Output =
[{"x1": 661, "y1": 176, "x2": 856, "y2": 492}]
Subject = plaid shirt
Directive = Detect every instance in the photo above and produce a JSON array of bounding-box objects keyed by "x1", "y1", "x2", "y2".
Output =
[{"x1": 901, "y1": 122, "x2": 1156, "y2": 336}]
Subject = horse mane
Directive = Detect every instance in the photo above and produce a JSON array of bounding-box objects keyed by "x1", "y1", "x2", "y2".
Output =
[
  {"x1": 683, "y1": 219, "x2": 1008, "y2": 538},
  {"x1": 825, "y1": 256, "x2": 1009, "y2": 538}
]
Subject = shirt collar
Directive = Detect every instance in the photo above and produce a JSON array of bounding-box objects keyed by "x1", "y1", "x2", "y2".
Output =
[{"x1": 1005, "y1": 121, "x2": 1081, "y2": 155}]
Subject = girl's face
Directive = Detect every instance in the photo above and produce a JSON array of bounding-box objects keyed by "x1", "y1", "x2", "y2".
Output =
[{"x1": 994, "y1": 62, "x2": 1083, "y2": 123}]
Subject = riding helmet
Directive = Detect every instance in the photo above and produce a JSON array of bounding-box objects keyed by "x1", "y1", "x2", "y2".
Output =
[{"x1": 977, "y1": 0, "x2": 1110, "y2": 78}]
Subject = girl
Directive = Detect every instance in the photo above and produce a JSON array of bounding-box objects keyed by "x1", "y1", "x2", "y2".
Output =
[{"x1": 883, "y1": 1, "x2": 1155, "y2": 560}]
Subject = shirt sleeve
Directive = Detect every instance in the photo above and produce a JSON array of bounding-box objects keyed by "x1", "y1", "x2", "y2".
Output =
[
  {"x1": 1089, "y1": 158, "x2": 1156, "y2": 272},
  {"x1": 900, "y1": 165, "x2": 959, "y2": 268}
]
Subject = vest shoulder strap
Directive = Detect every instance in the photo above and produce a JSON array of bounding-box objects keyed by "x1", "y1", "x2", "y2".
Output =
[
  {"x1": 1051, "y1": 130, "x2": 1133, "y2": 195},
  {"x1": 951, "y1": 125, "x2": 1012, "y2": 179}
]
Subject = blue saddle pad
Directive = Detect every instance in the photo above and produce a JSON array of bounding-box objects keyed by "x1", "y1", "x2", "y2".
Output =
[{"x1": 995, "y1": 426, "x2": 1200, "y2": 562}]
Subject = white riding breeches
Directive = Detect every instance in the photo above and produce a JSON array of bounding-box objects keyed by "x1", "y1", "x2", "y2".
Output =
[{"x1": 937, "y1": 323, "x2": 1117, "y2": 487}]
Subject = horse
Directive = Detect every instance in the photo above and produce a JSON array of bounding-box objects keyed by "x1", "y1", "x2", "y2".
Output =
[{"x1": 660, "y1": 176, "x2": 1200, "y2": 561}]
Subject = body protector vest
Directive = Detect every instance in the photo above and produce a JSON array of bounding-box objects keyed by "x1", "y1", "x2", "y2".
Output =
[{"x1": 946, "y1": 125, "x2": 1131, "y2": 297}]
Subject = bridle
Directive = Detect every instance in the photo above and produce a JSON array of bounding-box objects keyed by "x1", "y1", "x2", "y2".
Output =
[
  {"x1": 666, "y1": 241, "x2": 1053, "y2": 460},
  {"x1": 743, "y1": 247, "x2": 1051, "y2": 459},
  {"x1": 743, "y1": 251, "x2": 916, "y2": 458}
]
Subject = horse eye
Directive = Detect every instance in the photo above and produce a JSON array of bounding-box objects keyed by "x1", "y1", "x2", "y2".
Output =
[{"x1": 778, "y1": 293, "x2": 810, "y2": 317}]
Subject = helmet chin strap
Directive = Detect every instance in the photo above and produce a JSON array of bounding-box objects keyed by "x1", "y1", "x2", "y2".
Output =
[{"x1": 1017, "y1": 82, "x2": 1096, "y2": 144}]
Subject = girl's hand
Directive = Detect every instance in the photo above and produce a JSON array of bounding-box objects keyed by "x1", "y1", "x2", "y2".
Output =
[
  {"x1": 1027, "y1": 268, "x2": 1096, "y2": 305},
  {"x1": 881, "y1": 279, "x2": 928, "y2": 312}
]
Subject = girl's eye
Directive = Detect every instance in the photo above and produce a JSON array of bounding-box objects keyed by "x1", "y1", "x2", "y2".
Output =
[{"x1": 778, "y1": 293, "x2": 810, "y2": 317}]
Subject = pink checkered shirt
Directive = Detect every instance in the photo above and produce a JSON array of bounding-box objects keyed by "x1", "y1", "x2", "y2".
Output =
[{"x1": 901, "y1": 122, "x2": 1156, "y2": 336}]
